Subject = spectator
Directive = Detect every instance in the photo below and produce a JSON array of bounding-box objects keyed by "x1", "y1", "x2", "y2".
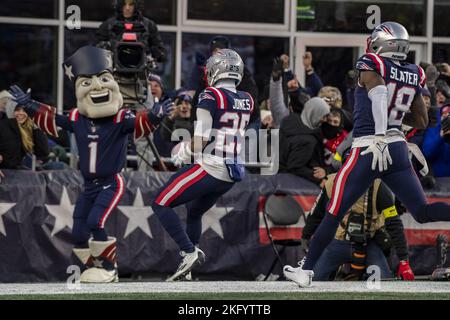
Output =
[
  {"x1": 97, "y1": 0, "x2": 167, "y2": 63},
  {"x1": 0, "y1": 105, "x2": 49, "y2": 169},
  {"x1": 0, "y1": 90, "x2": 11, "y2": 120},
  {"x1": 148, "y1": 73, "x2": 167, "y2": 102},
  {"x1": 279, "y1": 97, "x2": 330, "y2": 186},
  {"x1": 302, "y1": 52, "x2": 324, "y2": 96},
  {"x1": 435, "y1": 80, "x2": 450, "y2": 108},
  {"x1": 322, "y1": 108, "x2": 349, "y2": 166},
  {"x1": 155, "y1": 90, "x2": 194, "y2": 157},
  {"x1": 269, "y1": 57, "x2": 309, "y2": 128},
  {"x1": 422, "y1": 102, "x2": 450, "y2": 178},
  {"x1": 318, "y1": 86, "x2": 353, "y2": 132}
]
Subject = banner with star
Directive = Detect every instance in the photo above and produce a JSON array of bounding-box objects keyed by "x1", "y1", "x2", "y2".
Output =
[{"x1": 0, "y1": 170, "x2": 449, "y2": 281}]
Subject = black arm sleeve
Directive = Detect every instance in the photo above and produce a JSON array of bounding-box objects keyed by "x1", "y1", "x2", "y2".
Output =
[
  {"x1": 146, "y1": 20, "x2": 167, "y2": 62},
  {"x1": 377, "y1": 182, "x2": 409, "y2": 261},
  {"x1": 96, "y1": 20, "x2": 112, "y2": 43},
  {"x1": 302, "y1": 189, "x2": 328, "y2": 240}
]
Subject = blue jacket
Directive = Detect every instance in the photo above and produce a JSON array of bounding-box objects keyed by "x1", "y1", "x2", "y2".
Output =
[{"x1": 422, "y1": 122, "x2": 450, "y2": 177}]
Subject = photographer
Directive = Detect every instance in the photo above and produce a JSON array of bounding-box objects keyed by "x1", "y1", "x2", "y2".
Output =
[{"x1": 97, "y1": 0, "x2": 167, "y2": 63}]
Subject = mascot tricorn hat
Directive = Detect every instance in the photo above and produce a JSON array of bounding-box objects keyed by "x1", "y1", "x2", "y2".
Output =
[{"x1": 63, "y1": 46, "x2": 113, "y2": 83}]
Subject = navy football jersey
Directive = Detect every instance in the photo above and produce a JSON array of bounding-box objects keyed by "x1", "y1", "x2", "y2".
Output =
[
  {"x1": 197, "y1": 87, "x2": 254, "y2": 159},
  {"x1": 353, "y1": 53, "x2": 426, "y2": 138},
  {"x1": 56, "y1": 109, "x2": 135, "y2": 180}
]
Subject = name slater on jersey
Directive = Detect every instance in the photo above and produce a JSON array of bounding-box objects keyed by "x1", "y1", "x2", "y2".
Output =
[
  {"x1": 390, "y1": 67, "x2": 419, "y2": 86},
  {"x1": 88, "y1": 134, "x2": 99, "y2": 140},
  {"x1": 233, "y1": 99, "x2": 251, "y2": 111}
]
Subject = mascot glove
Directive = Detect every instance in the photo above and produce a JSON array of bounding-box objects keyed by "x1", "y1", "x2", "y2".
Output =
[
  {"x1": 171, "y1": 142, "x2": 193, "y2": 168},
  {"x1": 9, "y1": 85, "x2": 40, "y2": 112},
  {"x1": 397, "y1": 260, "x2": 415, "y2": 281},
  {"x1": 361, "y1": 135, "x2": 392, "y2": 172},
  {"x1": 152, "y1": 99, "x2": 174, "y2": 119}
]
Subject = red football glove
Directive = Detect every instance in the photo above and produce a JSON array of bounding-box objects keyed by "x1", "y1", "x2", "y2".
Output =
[{"x1": 397, "y1": 260, "x2": 415, "y2": 281}]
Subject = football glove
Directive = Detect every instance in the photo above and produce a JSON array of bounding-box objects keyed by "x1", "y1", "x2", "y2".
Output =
[
  {"x1": 361, "y1": 135, "x2": 392, "y2": 172},
  {"x1": 171, "y1": 142, "x2": 192, "y2": 167},
  {"x1": 397, "y1": 260, "x2": 415, "y2": 281}
]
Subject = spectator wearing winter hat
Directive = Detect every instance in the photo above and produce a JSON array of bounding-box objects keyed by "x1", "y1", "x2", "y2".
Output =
[
  {"x1": 279, "y1": 97, "x2": 330, "y2": 186},
  {"x1": 318, "y1": 86, "x2": 353, "y2": 132},
  {"x1": 148, "y1": 73, "x2": 165, "y2": 102},
  {"x1": 153, "y1": 90, "x2": 194, "y2": 158},
  {"x1": 0, "y1": 105, "x2": 49, "y2": 170},
  {"x1": 0, "y1": 90, "x2": 13, "y2": 120}
]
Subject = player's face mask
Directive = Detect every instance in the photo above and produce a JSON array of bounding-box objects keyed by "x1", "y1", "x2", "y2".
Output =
[{"x1": 75, "y1": 71, "x2": 123, "y2": 119}]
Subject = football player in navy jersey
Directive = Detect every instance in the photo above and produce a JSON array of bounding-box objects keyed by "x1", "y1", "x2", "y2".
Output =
[
  {"x1": 151, "y1": 49, "x2": 254, "y2": 281},
  {"x1": 9, "y1": 46, "x2": 171, "y2": 283},
  {"x1": 284, "y1": 22, "x2": 450, "y2": 288}
]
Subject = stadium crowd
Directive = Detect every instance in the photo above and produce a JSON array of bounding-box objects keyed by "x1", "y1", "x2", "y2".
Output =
[{"x1": 2, "y1": 46, "x2": 450, "y2": 187}]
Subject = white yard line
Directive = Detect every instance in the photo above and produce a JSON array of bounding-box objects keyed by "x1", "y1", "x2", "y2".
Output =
[{"x1": 0, "y1": 281, "x2": 449, "y2": 296}]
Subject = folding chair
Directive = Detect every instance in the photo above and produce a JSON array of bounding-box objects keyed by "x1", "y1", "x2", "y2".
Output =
[{"x1": 259, "y1": 194, "x2": 306, "y2": 280}]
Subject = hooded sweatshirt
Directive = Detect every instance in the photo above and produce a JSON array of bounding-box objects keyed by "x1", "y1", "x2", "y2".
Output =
[{"x1": 279, "y1": 97, "x2": 330, "y2": 184}]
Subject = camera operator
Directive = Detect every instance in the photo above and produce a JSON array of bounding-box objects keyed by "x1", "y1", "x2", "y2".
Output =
[{"x1": 97, "y1": 0, "x2": 167, "y2": 63}]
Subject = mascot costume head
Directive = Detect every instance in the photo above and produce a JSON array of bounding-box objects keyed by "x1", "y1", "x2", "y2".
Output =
[{"x1": 63, "y1": 46, "x2": 123, "y2": 118}]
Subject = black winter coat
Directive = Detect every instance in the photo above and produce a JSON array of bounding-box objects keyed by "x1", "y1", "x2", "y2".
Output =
[
  {"x1": 279, "y1": 113, "x2": 326, "y2": 184},
  {"x1": 0, "y1": 119, "x2": 49, "y2": 169}
]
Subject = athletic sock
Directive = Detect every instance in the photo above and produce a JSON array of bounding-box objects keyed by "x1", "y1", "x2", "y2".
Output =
[
  {"x1": 303, "y1": 213, "x2": 340, "y2": 270},
  {"x1": 152, "y1": 204, "x2": 195, "y2": 253}
]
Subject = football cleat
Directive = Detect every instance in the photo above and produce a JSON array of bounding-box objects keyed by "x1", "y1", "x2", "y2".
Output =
[
  {"x1": 283, "y1": 258, "x2": 314, "y2": 288},
  {"x1": 166, "y1": 247, "x2": 205, "y2": 282}
]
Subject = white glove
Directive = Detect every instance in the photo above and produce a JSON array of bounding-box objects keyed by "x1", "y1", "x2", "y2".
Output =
[
  {"x1": 361, "y1": 135, "x2": 392, "y2": 172},
  {"x1": 171, "y1": 142, "x2": 192, "y2": 167}
]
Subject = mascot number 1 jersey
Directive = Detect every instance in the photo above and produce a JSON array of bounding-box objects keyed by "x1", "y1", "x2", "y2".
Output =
[
  {"x1": 353, "y1": 53, "x2": 426, "y2": 138},
  {"x1": 196, "y1": 87, "x2": 254, "y2": 181}
]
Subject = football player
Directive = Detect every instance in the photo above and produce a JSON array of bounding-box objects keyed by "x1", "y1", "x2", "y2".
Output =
[
  {"x1": 9, "y1": 46, "x2": 171, "y2": 283},
  {"x1": 284, "y1": 22, "x2": 450, "y2": 287},
  {"x1": 151, "y1": 49, "x2": 253, "y2": 281}
]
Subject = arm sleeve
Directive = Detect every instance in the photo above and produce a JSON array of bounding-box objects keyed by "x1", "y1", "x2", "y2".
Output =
[
  {"x1": 302, "y1": 189, "x2": 329, "y2": 240},
  {"x1": 55, "y1": 114, "x2": 74, "y2": 132},
  {"x1": 121, "y1": 109, "x2": 138, "y2": 134},
  {"x1": 377, "y1": 182, "x2": 409, "y2": 261},
  {"x1": 194, "y1": 108, "x2": 213, "y2": 139},
  {"x1": 368, "y1": 85, "x2": 388, "y2": 136},
  {"x1": 147, "y1": 21, "x2": 167, "y2": 63},
  {"x1": 96, "y1": 20, "x2": 111, "y2": 43},
  {"x1": 269, "y1": 78, "x2": 290, "y2": 128},
  {"x1": 305, "y1": 72, "x2": 324, "y2": 97}
]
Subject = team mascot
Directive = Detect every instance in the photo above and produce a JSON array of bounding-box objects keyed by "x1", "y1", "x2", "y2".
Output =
[{"x1": 9, "y1": 46, "x2": 171, "y2": 283}]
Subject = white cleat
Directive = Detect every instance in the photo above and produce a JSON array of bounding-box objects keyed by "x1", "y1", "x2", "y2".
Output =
[
  {"x1": 80, "y1": 267, "x2": 119, "y2": 283},
  {"x1": 283, "y1": 258, "x2": 314, "y2": 288},
  {"x1": 166, "y1": 247, "x2": 205, "y2": 282}
]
